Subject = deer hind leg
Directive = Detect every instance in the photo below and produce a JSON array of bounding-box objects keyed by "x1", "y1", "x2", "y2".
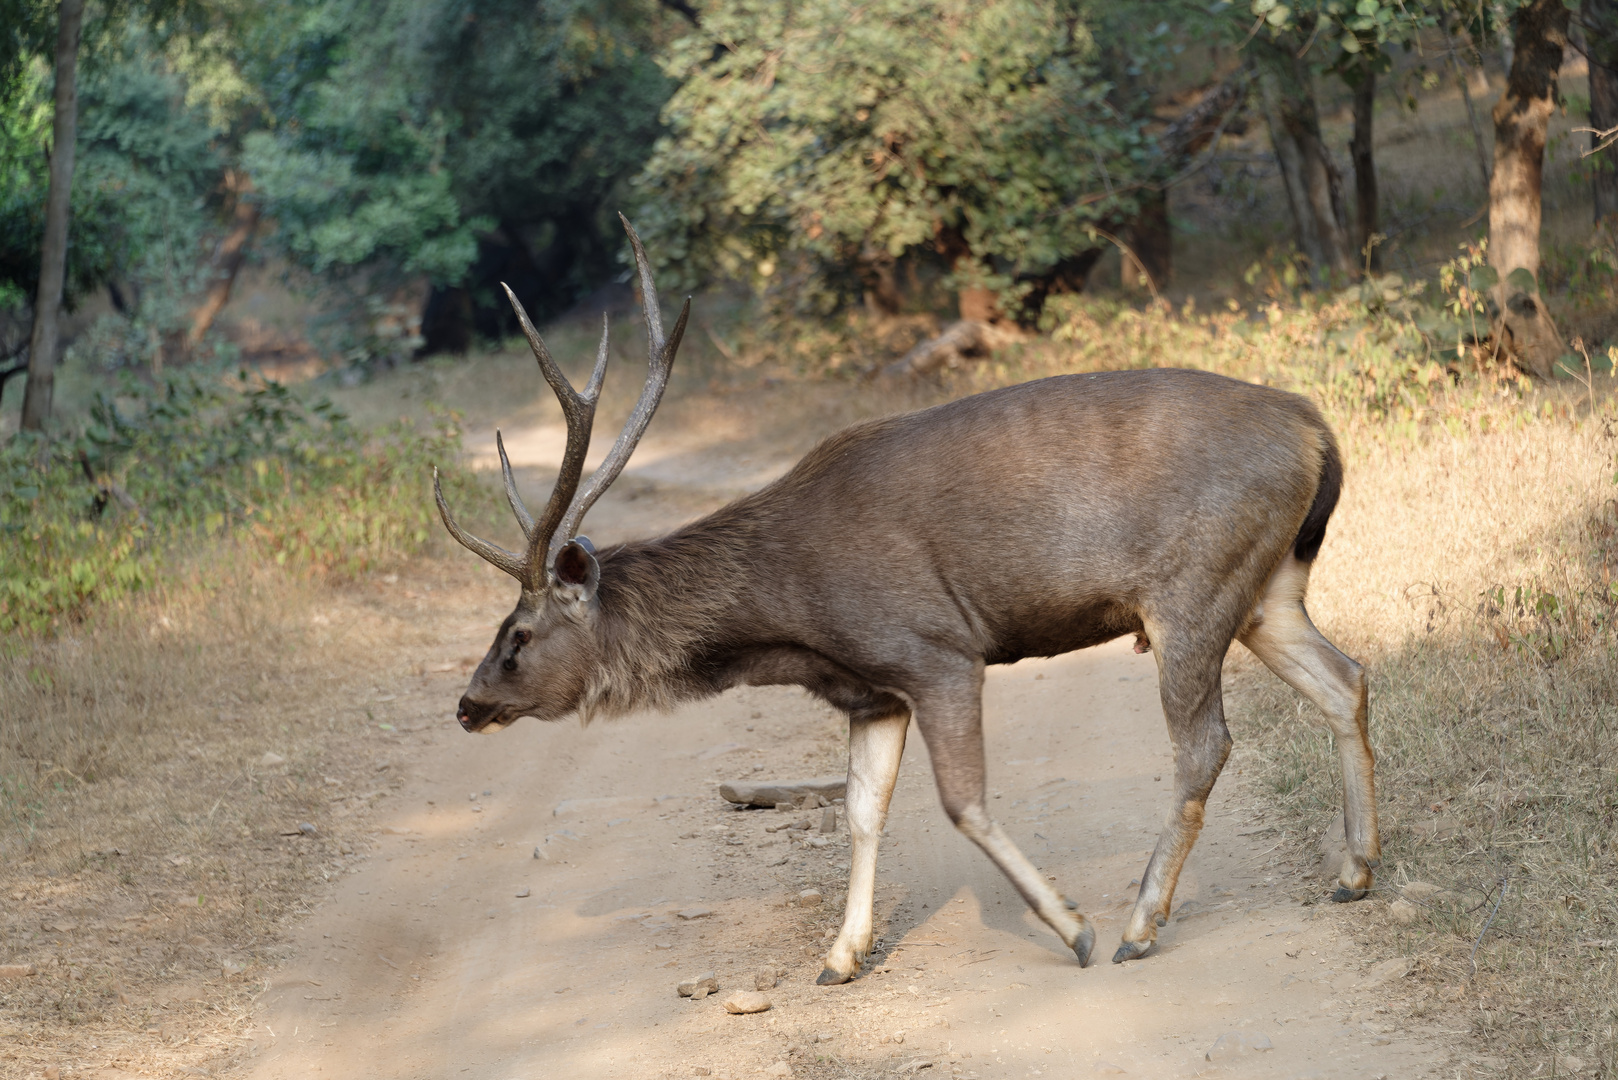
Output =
[
  {"x1": 1239, "y1": 554, "x2": 1378, "y2": 901},
  {"x1": 914, "y1": 675, "x2": 1095, "y2": 968},
  {"x1": 1115, "y1": 637, "x2": 1231, "y2": 963},
  {"x1": 818, "y1": 709, "x2": 909, "y2": 985}
]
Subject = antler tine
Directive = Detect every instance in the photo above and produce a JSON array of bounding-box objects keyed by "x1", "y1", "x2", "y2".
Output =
[
  {"x1": 494, "y1": 431, "x2": 535, "y2": 540},
  {"x1": 501, "y1": 283, "x2": 612, "y2": 589},
  {"x1": 619, "y1": 211, "x2": 665, "y2": 359},
  {"x1": 551, "y1": 218, "x2": 690, "y2": 564},
  {"x1": 433, "y1": 466, "x2": 527, "y2": 581}
]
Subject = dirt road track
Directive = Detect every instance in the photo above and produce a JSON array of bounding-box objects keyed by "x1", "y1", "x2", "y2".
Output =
[{"x1": 235, "y1": 420, "x2": 1461, "y2": 1080}]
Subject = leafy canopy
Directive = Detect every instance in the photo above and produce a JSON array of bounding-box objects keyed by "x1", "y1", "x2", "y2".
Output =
[
  {"x1": 633, "y1": 0, "x2": 1154, "y2": 314},
  {"x1": 0, "y1": 25, "x2": 221, "y2": 323}
]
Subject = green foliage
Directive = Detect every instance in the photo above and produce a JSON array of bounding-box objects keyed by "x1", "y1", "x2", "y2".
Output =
[
  {"x1": 239, "y1": 0, "x2": 674, "y2": 322},
  {"x1": 1244, "y1": 0, "x2": 1436, "y2": 64},
  {"x1": 0, "y1": 371, "x2": 470, "y2": 635},
  {"x1": 0, "y1": 26, "x2": 222, "y2": 334},
  {"x1": 237, "y1": 0, "x2": 481, "y2": 285},
  {"x1": 419, "y1": 0, "x2": 673, "y2": 270},
  {"x1": 633, "y1": 0, "x2": 1152, "y2": 315}
]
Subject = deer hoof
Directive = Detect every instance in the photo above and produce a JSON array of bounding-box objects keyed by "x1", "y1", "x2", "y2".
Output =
[
  {"x1": 1111, "y1": 939, "x2": 1153, "y2": 964},
  {"x1": 1072, "y1": 923, "x2": 1096, "y2": 967},
  {"x1": 816, "y1": 967, "x2": 852, "y2": 986},
  {"x1": 1331, "y1": 884, "x2": 1369, "y2": 903}
]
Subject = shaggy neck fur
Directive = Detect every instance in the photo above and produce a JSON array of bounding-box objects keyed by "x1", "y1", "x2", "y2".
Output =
[{"x1": 578, "y1": 499, "x2": 764, "y2": 721}]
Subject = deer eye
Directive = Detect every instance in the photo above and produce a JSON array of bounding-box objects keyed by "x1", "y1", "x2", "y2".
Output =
[{"x1": 512, "y1": 629, "x2": 532, "y2": 646}]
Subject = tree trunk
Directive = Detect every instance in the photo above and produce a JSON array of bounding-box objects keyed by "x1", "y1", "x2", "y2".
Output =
[
  {"x1": 856, "y1": 247, "x2": 903, "y2": 317},
  {"x1": 1253, "y1": 42, "x2": 1353, "y2": 282},
  {"x1": 1583, "y1": 0, "x2": 1618, "y2": 222},
  {"x1": 186, "y1": 170, "x2": 260, "y2": 352},
  {"x1": 1349, "y1": 63, "x2": 1379, "y2": 272},
  {"x1": 1258, "y1": 69, "x2": 1322, "y2": 269},
  {"x1": 1444, "y1": 16, "x2": 1495, "y2": 194},
  {"x1": 1488, "y1": 0, "x2": 1571, "y2": 378},
  {"x1": 932, "y1": 224, "x2": 1003, "y2": 323},
  {"x1": 19, "y1": 0, "x2": 86, "y2": 433},
  {"x1": 1122, "y1": 189, "x2": 1171, "y2": 291},
  {"x1": 1116, "y1": 71, "x2": 1247, "y2": 296}
]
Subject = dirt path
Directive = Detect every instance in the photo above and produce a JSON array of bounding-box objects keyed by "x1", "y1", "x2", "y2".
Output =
[{"x1": 233, "y1": 425, "x2": 1460, "y2": 1080}]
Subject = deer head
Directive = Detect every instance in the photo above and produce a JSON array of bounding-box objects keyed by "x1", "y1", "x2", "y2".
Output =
[{"x1": 434, "y1": 215, "x2": 689, "y2": 732}]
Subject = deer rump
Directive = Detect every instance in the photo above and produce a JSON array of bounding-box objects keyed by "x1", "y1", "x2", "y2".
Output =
[{"x1": 439, "y1": 231, "x2": 1377, "y2": 982}]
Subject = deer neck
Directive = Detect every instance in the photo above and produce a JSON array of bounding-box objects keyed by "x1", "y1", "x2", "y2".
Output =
[{"x1": 580, "y1": 516, "x2": 759, "y2": 720}]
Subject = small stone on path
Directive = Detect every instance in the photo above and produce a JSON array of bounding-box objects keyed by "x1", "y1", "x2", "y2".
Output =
[
  {"x1": 258, "y1": 752, "x2": 286, "y2": 767},
  {"x1": 754, "y1": 969, "x2": 778, "y2": 991},
  {"x1": 678, "y1": 907, "x2": 713, "y2": 920},
  {"x1": 1389, "y1": 898, "x2": 1418, "y2": 925},
  {"x1": 1205, "y1": 1030, "x2": 1273, "y2": 1061},
  {"x1": 722, "y1": 990, "x2": 772, "y2": 1014},
  {"x1": 677, "y1": 972, "x2": 719, "y2": 998},
  {"x1": 764, "y1": 1063, "x2": 792, "y2": 1077},
  {"x1": 515, "y1": 887, "x2": 531, "y2": 898},
  {"x1": 798, "y1": 889, "x2": 822, "y2": 907},
  {"x1": 0, "y1": 964, "x2": 35, "y2": 978}
]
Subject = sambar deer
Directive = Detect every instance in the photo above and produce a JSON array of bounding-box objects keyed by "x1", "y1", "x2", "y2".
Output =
[{"x1": 434, "y1": 216, "x2": 1379, "y2": 981}]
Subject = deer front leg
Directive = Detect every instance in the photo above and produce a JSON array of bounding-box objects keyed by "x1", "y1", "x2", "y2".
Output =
[
  {"x1": 1115, "y1": 654, "x2": 1231, "y2": 963},
  {"x1": 818, "y1": 709, "x2": 909, "y2": 985},
  {"x1": 915, "y1": 675, "x2": 1095, "y2": 967}
]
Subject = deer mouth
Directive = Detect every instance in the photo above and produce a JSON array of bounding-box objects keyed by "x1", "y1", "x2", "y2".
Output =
[{"x1": 457, "y1": 698, "x2": 511, "y2": 733}]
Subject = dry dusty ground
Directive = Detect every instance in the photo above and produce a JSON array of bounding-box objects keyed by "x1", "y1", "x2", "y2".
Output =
[{"x1": 192, "y1": 416, "x2": 1475, "y2": 1080}]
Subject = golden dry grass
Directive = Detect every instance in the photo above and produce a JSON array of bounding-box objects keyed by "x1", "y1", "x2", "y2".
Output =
[{"x1": 1231, "y1": 413, "x2": 1618, "y2": 1077}]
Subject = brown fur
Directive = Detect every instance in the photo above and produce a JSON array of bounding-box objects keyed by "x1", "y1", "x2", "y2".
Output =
[{"x1": 446, "y1": 367, "x2": 1376, "y2": 978}]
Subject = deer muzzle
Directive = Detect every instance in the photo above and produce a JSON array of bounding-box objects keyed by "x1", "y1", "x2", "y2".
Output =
[{"x1": 456, "y1": 695, "x2": 508, "y2": 734}]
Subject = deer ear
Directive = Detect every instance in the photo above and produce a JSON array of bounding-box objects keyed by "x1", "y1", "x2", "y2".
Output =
[{"x1": 553, "y1": 539, "x2": 600, "y2": 597}]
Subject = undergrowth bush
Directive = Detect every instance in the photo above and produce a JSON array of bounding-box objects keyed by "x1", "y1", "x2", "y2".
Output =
[{"x1": 0, "y1": 369, "x2": 473, "y2": 635}]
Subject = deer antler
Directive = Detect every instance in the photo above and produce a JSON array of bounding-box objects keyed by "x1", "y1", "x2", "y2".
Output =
[
  {"x1": 433, "y1": 215, "x2": 688, "y2": 590},
  {"x1": 551, "y1": 214, "x2": 690, "y2": 567}
]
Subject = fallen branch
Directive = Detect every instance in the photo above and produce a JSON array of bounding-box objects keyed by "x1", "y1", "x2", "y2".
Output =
[{"x1": 882, "y1": 320, "x2": 1027, "y2": 377}]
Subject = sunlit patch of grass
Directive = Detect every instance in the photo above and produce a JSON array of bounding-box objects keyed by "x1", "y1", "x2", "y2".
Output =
[{"x1": 1224, "y1": 411, "x2": 1618, "y2": 1076}]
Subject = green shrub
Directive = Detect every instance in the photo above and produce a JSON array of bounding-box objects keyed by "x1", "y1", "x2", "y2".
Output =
[{"x1": 0, "y1": 370, "x2": 472, "y2": 635}]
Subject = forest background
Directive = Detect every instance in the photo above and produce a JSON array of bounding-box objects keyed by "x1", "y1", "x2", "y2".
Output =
[
  {"x1": 0, "y1": 0, "x2": 1614, "y2": 403},
  {"x1": 2, "y1": 0, "x2": 1618, "y2": 1077}
]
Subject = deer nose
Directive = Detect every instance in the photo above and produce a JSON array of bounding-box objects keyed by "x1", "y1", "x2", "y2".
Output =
[{"x1": 457, "y1": 695, "x2": 498, "y2": 732}]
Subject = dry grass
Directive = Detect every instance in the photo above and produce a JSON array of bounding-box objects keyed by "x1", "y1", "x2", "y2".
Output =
[
  {"x1": 1228, "y1": 414, "x2": 1618, "y2": 1078},
  {"x1": 0, "y1": 526, "x2": 513, "y2": 1077}
]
